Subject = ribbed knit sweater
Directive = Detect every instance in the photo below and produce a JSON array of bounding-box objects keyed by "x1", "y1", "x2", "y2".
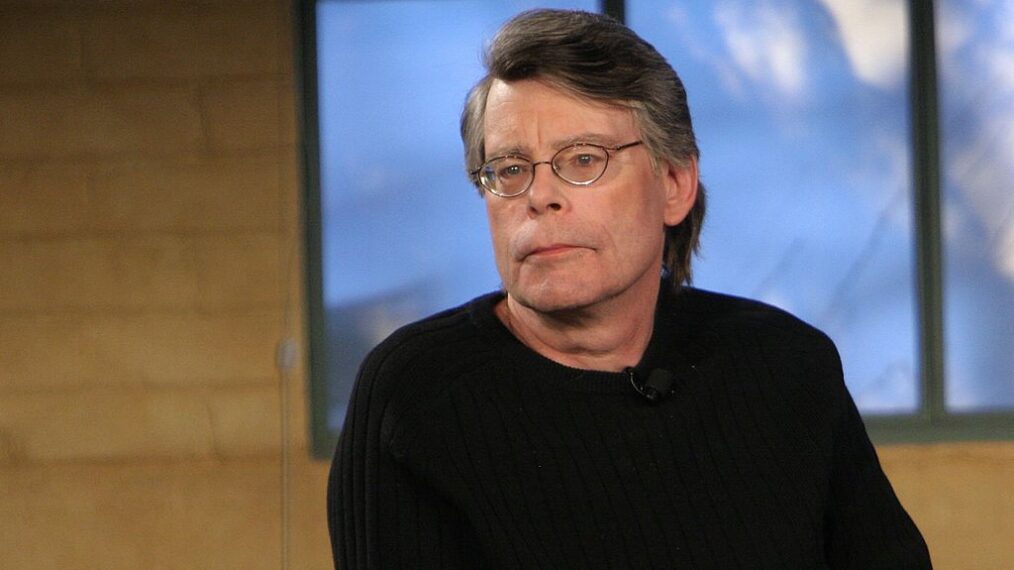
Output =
[{"x1": 328, "y1": 287, "x2": 931, "y2": 569}]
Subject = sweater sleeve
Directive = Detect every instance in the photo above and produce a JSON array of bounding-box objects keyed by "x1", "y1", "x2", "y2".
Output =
[
  {"x1": 326, "y1": 350, "x2": 483, "y2": 569},
  {"x1": 821, "y1": 342, "x2": 932, "y2": 568}
]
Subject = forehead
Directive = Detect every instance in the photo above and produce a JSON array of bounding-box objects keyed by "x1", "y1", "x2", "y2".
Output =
[{"x1": 482, "y1": 79, "x2": 638, "y2": 153}]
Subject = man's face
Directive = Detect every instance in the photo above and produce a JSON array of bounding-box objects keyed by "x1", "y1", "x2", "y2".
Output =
[{"x1": 482, "y1": 78, "x2": 695, "y2": 314}]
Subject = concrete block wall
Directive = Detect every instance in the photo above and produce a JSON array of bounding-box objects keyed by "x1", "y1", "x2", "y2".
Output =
[
  {"x1": 0, "y1": 2, "x2": 330, "y2": 568},
  {"x1": 0, "y1": 1, "x2": 1010, "y2": 569}
]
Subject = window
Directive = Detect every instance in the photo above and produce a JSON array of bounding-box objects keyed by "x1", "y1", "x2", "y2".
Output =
[
  {"x1": 301, "y1": 0, "x2": 1013, "y2": 456},
  {"x1": 630, "y1": 0, "x2": 919, "y2": 414},
  {"x1": 936, "y1": 0, "x2": 1014, "y2": 412},
  {"x1": 303, "y1": 0, "x2": 598, "y2": 456}
]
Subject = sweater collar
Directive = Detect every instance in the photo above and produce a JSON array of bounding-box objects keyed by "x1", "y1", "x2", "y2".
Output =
[{"x1": 465, "y1": 286, "x2": 710, "y2": 395}]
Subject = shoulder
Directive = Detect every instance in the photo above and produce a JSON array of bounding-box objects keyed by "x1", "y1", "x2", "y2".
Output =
[
  {"x1": 365, "y1": 298, "x2": 474, "y2": 360},
  {"x1": 359, "y1": 291, "x2": 503, "y2": 383},
  {"x1": 669, "y1": 288, "x2": 851, "y2": 438},
  {"x1": 348, "y1": 292, "x2": 506, "y2": 437},
  {"x1": 671, "y1": 287, "x2": 836, "y2": 352},
  {"x1": 667, "y1": 287, "x2": 845, "y2": 402}
]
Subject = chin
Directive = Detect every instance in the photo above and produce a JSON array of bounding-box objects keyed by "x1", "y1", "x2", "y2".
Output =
[{"x1": 508, "y1": 279, "x2": 616, "y2": 315}]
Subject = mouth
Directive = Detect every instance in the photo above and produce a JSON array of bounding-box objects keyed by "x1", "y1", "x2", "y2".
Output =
[{"x1": 524, "y1": 244, "x2": 584, "y2": 259}]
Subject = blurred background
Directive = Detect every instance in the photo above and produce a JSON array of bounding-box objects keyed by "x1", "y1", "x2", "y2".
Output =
[{"x1": 1, "y1": 0, "x2": 1010, "y2": 568}]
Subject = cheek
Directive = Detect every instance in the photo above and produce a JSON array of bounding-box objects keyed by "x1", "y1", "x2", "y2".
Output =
[
  {"x1": 603, "y1": 189, "x2": 668, "y2": 256},
  {"x1": 603, "y1": 189, "x2": 662, "y2": 233},
  {"x1": 484, "y1": 202, "x2": 516, "y2": 262}
]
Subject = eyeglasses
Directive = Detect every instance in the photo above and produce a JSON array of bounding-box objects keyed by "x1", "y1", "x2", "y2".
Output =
[{"x1": 471, "y1": 140, "x2": 644, "y2": 198}]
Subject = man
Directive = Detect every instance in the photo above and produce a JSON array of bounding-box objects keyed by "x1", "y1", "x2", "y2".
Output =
[{"x1": 328, "y1": 9, "x2": 931, "y2": 569}]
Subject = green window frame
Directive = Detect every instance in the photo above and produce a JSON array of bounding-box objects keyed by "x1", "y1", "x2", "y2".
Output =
[{"x1": 298, "y1": 0, "x2": 1013, "y2": 458}]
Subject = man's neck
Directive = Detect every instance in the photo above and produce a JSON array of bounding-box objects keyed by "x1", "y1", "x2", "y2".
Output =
[{"x1": 495, "y1": 280, "x2": 661, "y2": 372}]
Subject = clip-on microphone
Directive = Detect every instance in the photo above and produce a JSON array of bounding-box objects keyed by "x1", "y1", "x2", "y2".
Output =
[{"x1": 625, "y1": 367, "x2": 676, "y2": 403}]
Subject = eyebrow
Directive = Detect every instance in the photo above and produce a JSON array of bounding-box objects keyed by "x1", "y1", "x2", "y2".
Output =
[
  {"x1": 485, "y1": 132, "x2": 622, "y2": 159},
  {"x1": 555, "y1": 132, "x2": 618, "y2": 148}
]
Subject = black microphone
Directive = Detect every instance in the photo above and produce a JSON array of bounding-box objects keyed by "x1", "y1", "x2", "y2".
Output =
[
  {"x1": 626, "y1": 367, "x2": 676, "y2": 403},
  {"x1": 643, "y1": 368, "x2": 675, "y2": 402}
]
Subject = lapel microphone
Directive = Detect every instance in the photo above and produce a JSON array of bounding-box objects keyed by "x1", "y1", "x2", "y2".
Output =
[
  {"x1": 625, "y1": 367, "x2": 676, "y2": 403},
  {"x1": 625, "y1": 350, "x2": 701, "y2": 403}
]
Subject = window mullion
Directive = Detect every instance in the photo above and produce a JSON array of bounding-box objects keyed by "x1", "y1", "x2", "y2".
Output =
[
  {"x1": 909, "y1": 0, "x2": 945, "y2": 421},
  {"x1": 601, "y1": 0, "x2": 625, "y2": 22}
]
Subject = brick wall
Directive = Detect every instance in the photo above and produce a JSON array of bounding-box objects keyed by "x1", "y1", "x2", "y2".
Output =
[
  {"x1": 0, "y1": 2, "x2": 1010, "y2": 569},
  {"x1": 0, "y1": 2, "x2": 330, "y2": 568}
]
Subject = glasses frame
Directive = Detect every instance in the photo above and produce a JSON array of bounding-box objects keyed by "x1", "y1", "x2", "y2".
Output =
[{"x1": 471, "y1": 140, "x2": 644, "y2": 198}]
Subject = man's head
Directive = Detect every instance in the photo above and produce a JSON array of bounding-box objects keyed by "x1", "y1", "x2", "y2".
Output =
[{"x1": 461, "y1": 9, "x2": 706, "y2": 295}]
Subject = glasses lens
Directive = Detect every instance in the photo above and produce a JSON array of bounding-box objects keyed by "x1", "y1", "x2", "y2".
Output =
[
  {"x1": 481, "y1": 157, "x2": 532, "y2": 196},
  {"x1": 553, "y1": 144, "x2": 609, "y2": 185}
]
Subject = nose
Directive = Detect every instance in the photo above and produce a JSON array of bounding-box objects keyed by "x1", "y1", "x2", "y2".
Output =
[{"x1": 526, "y1": 160, "x2": 566, "y2": 214}]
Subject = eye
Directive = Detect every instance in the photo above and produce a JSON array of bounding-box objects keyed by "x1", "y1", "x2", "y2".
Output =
[
  {"x1": 499, "y1": 163, "x2": 525, "y2": 179},
  {"x1": 563, "y1": 150, "x2": 604, "y2": 171}
]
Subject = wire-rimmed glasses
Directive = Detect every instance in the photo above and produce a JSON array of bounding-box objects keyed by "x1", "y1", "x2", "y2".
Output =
[{"x1": 471, "y1": 140, "x2": 644, "y2": 197}]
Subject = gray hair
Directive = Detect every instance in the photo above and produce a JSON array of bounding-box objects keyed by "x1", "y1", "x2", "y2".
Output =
[{"x1": 460, "y1": 9, "x2": 706, "y2": 289}]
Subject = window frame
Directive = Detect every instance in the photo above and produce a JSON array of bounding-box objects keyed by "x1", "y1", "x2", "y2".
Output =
[
  {"x1": 865, "y1": 0, "x2": 1012, "y2": 443},
  {"x1": 297, "y1": 0, "x2": 1013, "y2": 458},
  {"x1": 298, "y1": 0, "x2": 332, "y2": 458}
]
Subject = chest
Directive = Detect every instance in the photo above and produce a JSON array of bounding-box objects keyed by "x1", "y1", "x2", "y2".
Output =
[{"x1": 408, "y1": 381, "x2": 833, "y2": 569}]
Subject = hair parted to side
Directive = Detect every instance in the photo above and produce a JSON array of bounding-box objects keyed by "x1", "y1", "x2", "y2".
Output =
[{"x1": 460, "y1": 9, "x2": 706, "y2": 290}]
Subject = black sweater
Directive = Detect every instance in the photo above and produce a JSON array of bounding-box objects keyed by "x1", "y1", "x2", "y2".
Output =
[{"x1": 328, "y1": 288, "x2": 931, "y2": 569}]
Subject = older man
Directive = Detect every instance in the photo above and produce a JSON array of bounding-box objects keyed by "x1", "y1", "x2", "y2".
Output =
[{"x1": 328, "y1": 9, "x2": 930, "y2": 569}]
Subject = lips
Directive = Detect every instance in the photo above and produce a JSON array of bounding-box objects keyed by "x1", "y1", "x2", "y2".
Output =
[
  {"x1": 511, "y1": 227, "x2": 593, "y2": 261},
  {"x1": 527, "y1": 244, "x2": 581, "y2": 257}
]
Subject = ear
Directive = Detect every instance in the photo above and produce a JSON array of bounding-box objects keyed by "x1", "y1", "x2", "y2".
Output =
[{"x1": 660, "y1": 155, "x2": 699, "y2": 226}]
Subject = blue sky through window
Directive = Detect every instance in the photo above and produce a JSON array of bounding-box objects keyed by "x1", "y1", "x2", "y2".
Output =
[
  {"x1": 316, "y1": 0, "x2": 597, "y2": 431},
  {"x1": 937, "y1": 0, "x2": 1014, "y2": 411},
  {"x1": 630, "y1": 0, "x2": 919, "y2": 413},
  {"x1": 315, "y1": 1, "x2": 1012, "y2": 431}
]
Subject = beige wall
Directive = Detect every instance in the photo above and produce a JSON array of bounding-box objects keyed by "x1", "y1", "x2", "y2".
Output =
[
  {"x1": 0, "y1": 2, "x2": 1009, "y2": 568},
  {"x1": 0, "y1": 1, "x2": 330, "y2": 568}
]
